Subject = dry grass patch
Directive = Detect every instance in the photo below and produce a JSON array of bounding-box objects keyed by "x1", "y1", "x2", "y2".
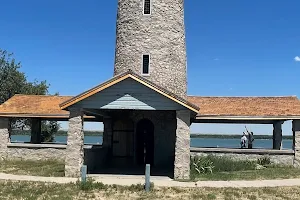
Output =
[
  {"x1": 0, "y1": 180, "x2": 300, "y2": 200},
  {"x1": 0, "y1": 159, "x2": 65, "y2": 177}
]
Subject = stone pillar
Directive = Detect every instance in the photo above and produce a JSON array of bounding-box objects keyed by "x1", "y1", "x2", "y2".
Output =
[
  {"x1": 174, "y1": 110, "x2": 190, "y2": 180},
  {"x1": 30, "y1": 118, "x2": 41, "y2": 144},
  {"x1": 65, "y1": 109, "x2": 84, "y2": 177},
  {"x1": 0, "y1": 118, "x2": 10, "y2": 160},
  {"x1": 293, "y1": 120, "x2": 300, "y2": 167},
  {"x1": 273, "y1": 121, "x2": 283, "y2": 150},
  {"x1": 103, "y1": 117, "x2": 113, "y2": 148}
]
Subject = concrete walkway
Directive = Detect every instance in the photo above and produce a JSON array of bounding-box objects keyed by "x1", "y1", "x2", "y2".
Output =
[{"x1": 1, "y1": 173, "x2": 300, "y2": 188}]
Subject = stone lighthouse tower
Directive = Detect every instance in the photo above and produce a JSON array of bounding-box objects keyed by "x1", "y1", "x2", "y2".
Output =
[{"x1": 114, "y1": 0, "x2": 187, "y2": 99}]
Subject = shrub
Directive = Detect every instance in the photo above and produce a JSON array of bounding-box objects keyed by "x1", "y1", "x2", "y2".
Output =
[
  {"x1": 207, "y1": 155, "x2": 256, "y2": 172},
  {"x1": 77, "y1": 179, "x2": 154, "y2": 192},
  {"x1": 191, "y1": 156, "x2": 214, "y2": 174},
  {"x1": 191, "y1": 155, "x2": 256, "y2": 173},
  {"x1": 257, "y1": 156, "x2": 271, "y2": 166},
  {"x1": 77, "y1": 178, "x2": 107, "y2": 191}
]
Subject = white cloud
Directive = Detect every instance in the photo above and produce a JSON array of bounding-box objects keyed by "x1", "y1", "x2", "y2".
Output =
[{"x1": 295, "y1": 56, "x2": 300, "y2": 62}]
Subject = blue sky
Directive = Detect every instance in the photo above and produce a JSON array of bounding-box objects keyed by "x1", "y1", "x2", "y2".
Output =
[{"x1": 0, "y1": 0, "x2": 299, "y2": 135}]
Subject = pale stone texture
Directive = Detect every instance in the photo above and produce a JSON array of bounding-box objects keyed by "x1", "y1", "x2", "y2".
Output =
[
  {"x1": 7, "y1": 146, "x2": 66, "y2": 161},
  {"x1": 174, "y1": 110, "x2": 190, "y2": 180},
  {"x1": 273, "y1": 121, "x2": 283, "y2": 150},
  {"x1": 0, "y1": 118, "x2": 10, "y2": 160},
  {"x1": 30, "y1": 118, "x2": 41, "y2": 144},
  {"x1": 114, "y1": 0, "x2": 187, "y2": 99},
  {"x1": 4, "y1": 144, "x2": 99, "y2": 169},
  {"x1": 191, "y1": 152, "x2": 294, "y2": 166},
  {"x1": 65, "y1": 109, "x2": 84, "y2": 177},
  {"x1": 293, "y1": 120, "x2": 300, "y2": 167}
]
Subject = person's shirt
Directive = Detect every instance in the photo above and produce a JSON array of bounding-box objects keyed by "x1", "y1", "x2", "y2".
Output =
[
  {"x1": 248, "y1": 134, "x2": 254, "y2": 144},
  {"x1": 241, "y1": 135, "x2": 247, "y2": 142}
]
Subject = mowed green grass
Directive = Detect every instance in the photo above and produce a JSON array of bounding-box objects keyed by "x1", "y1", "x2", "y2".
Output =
[
  {"x1": 191, "y1": 155, "x2": 300, "y2": 181},
  {"x1": 0, "y1": 159, "x2": 65, "y2": 177},
  {"x1": 1, "y1": 157, "x2": 300, "y2": 181},
  {"x1": 193, "y1": 167, "x2": 300, "y2": 181},
  {"x1": 0, "y1": 180, "x2": 300, "y2": 200}
]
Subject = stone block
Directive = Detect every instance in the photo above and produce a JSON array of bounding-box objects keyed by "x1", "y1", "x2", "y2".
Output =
[
  {"x1": 174, "y1": 110, "x2": 190, "y2": 180},
  {"x1": 293, "y1": 120, "x2": 300, "y2": 167},
  {"x1": 0, "y1": 118, "x2": 9, "y2": 160},
  {"x1": 65, "y1": 109, "x2": 84, "y2": 177},
  {"x1": 114, "y1": 0, "x2": 187, "y2": 98}
]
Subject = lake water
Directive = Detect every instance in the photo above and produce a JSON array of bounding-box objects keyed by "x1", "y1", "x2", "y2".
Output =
[{"x1": 10, "y1": 135, "x2": 293, "y2": 149}]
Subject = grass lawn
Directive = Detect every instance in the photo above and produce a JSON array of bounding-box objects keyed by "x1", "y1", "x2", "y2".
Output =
[
  {"x1": 191, "y1": 155, "x2": 300, "y2": 181},
  {"x1": 0, "y1": 160, "x2": 65, "y2": 177},
  {"x1": 193, "y1": 167, "x2": 300, "y2": 181},
  {"x1": 0, "y1": 180, "x2": 300, "y2": 200},
  {"x1": 1, "y1": 157, "x2": 300, "y2": 182}
]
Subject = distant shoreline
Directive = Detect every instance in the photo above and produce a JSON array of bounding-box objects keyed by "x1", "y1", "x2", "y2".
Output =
[
  {"x1": 190, "y1": 134, "x2": 293, "y2": 140},
  {"x1": 11, "y1": 130, "x2": 293, "y2": 140},
  {"x1": 11, "y1": 130, "x2": 103, "y2": 136}
]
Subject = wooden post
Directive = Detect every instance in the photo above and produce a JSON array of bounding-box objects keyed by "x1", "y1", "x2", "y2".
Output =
[{"x1": 145, "y1": 164, "x2": 150, "y2": 192}]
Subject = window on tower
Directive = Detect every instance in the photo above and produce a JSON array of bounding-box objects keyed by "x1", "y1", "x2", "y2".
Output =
[
  {"x1": 142, "y1": 55, "x2": 150, "y2": 75},
  {"x1": 144, "y1": 0, "x2": 151, "y2": 15}
]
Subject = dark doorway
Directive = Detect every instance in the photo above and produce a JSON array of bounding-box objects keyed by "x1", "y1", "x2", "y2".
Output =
[{"x1": 136, "y1": 119, "x2": 154, "y2": 166}]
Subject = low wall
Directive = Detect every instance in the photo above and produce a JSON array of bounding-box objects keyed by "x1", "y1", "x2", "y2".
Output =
[
  {"x1": 7, "y1": 143, "x2": 66, "y2": 161},
  {"x1": 4, "y1": 144, "x2": 296, "y2": 167},
  {"x1": 190, "y1": 147, "x2": 295, "y2": 166},
  {"x1": 6, "y1": 143, "x2": 106, "y2": 166}
]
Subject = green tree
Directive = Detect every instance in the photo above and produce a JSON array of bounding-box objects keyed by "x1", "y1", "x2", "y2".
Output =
[{"x1": 0, "y1": 49, "x2": 60, "y2": 142}]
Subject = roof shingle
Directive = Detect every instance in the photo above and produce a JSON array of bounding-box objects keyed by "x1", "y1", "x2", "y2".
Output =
[
  {"x1": 0, "y1": 95, "x2": 71, "y2": 118},
  {"x1": 187, "y1": 96, "x2": 300, "y2": 117},
  {"x1": 1, "y1": 95, "x2": 300, "y2": 118}
]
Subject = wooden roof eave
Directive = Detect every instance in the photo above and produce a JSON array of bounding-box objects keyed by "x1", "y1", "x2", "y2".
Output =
[
  {"x1": 59, "y1": 71, "x2": 200, "y2": 113},
  {"x1": 195, "y1": 115, "x2": 300, "y2": 120},
  {"x1": 0, "y1": 113, "x2": 98, "y2": 121}
]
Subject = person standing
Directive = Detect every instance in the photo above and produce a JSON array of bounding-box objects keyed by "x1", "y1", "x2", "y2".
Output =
[
  {"x1": 245, "y1": 126, "x2": 254, "y2": 149},
  {"x1": 240, "y1": 132, "x2": 247, "y2": 148},
  {"x1": 248, "y1": 132, "x2": 254, "y2": 149}
]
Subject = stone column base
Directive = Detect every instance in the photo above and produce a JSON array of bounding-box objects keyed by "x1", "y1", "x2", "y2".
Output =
[
  {"x1": 65, "y1": 109, "x2": 84, "y2": 177},
  {"x1": 174, "y1": 110, "x2": 190, "y2": 180},
  {"x1": 293, "y1": 120, "x2": 300, "y2": 167},
  {"x1": 0, "y1": 118, "x2": 10, "y2": 160}
]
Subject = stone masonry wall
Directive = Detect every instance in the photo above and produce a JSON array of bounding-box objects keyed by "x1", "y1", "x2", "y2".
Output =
[
  {"x1": 7, "y1": 146, "x2": 66, "y2": 161},
  {"x1": 191, "y1": 152, "x2": 294, "y2": 166},
  {"x1": 65, "y1": 109, "x2": 84, "y2": 177},
  {"x1": 174, "y1": 110, "x2": 190, "y2": 180},
  {"x1": 114, "y1": 0, "x2": 187, "y2": 98},
  {"x1": 0, "y1": 118, "x2": 9, "y2": 160},
  {"x1": 293, "y1": 120, "x2": 300, "y2": 167}
]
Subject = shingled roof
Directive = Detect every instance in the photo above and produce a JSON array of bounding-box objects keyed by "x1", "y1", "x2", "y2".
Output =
[
  {"x1": 1, "y1": 95, "x2": 300, "y2": 119},
  {"x1": 188, "y1": 96, "x2": 300, "y2": 118},
  {"x1": 0, "y1": 95, "x2": 71, "y2": 118}
]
